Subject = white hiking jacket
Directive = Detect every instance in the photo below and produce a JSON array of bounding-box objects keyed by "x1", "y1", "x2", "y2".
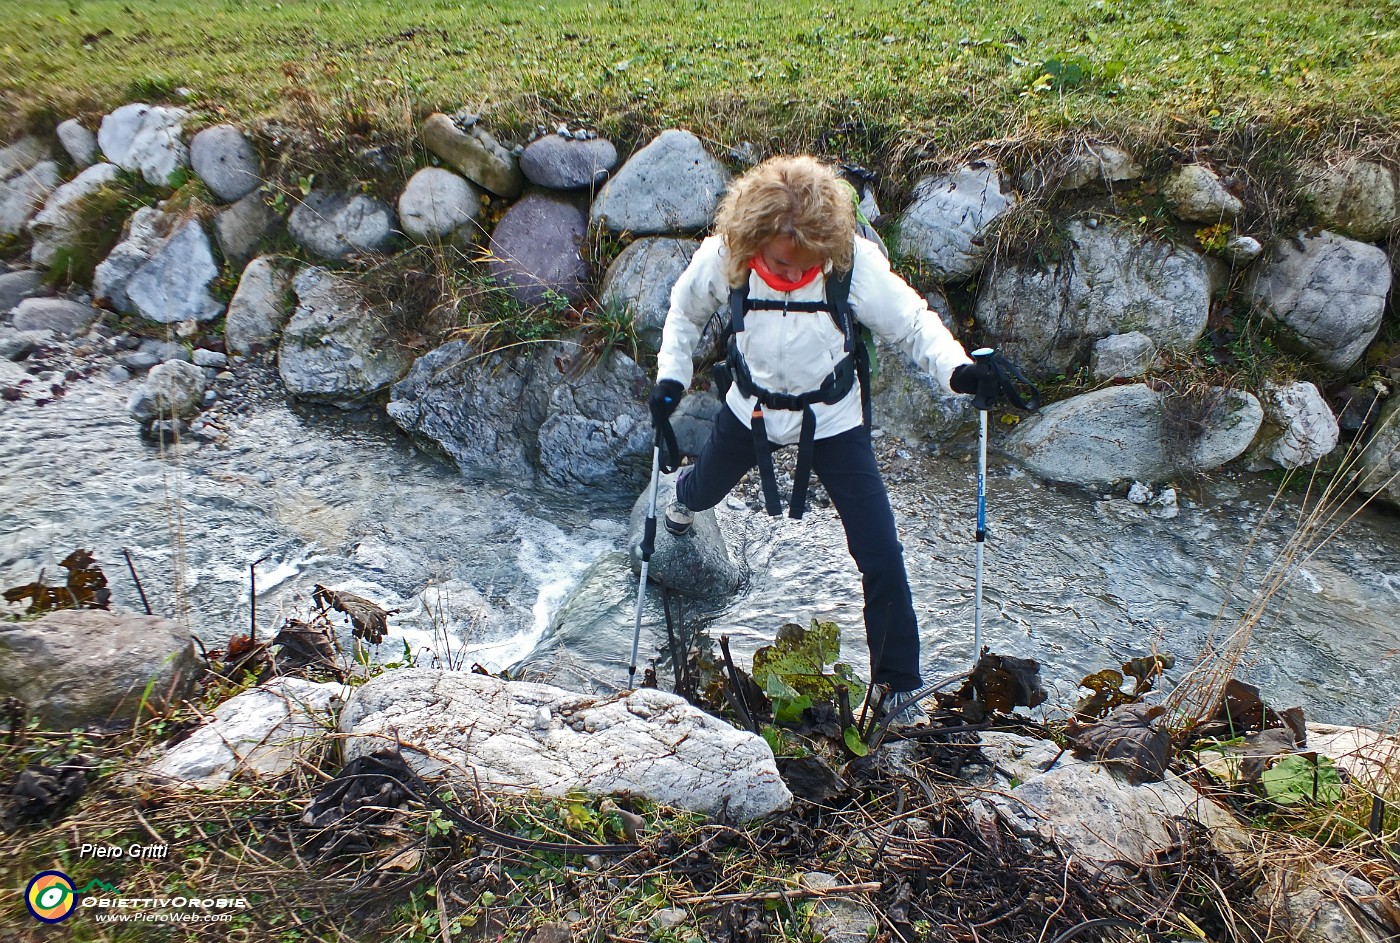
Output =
[{"x1": 656, "y1": 235, "x2": 973, "y2": 445}]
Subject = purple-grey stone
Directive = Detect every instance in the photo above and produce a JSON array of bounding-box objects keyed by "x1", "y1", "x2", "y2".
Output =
[
  {"x1": 520, "y1": 135, "x2": 619, "y2": 190},
  {"x1": 488, "y1": 192, "x2": 589, "y2": 309}
]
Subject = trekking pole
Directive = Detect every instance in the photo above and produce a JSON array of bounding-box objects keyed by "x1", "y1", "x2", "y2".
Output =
[
  {"x1": 971, "y1": 347, "x2": 995, "y2": 670},
  {"x1": 627, "y1": 434, "x2": 664, "y2": 689}
]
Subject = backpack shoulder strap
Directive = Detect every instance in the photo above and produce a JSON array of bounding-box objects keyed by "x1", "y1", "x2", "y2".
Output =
[{"x1": 825, "y1": 263, "x2": 856, "y2": 353}]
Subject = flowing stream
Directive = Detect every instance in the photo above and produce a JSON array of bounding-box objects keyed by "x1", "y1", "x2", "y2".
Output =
[{"x1": 3, "y1": 357, "x2": 1397, "y2": 726}]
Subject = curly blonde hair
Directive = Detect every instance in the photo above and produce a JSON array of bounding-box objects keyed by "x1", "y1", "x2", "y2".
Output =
[{"x1": 713, "y1": 155, "x2": 856, "y2": 287}]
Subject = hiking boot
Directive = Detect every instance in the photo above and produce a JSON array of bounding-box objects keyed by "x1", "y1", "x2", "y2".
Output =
[
  {"x1": 881, "y1": 689, "x2": 928, "y2": 727},
  {"x1": 664, "y1": 500, "x2": 694, "y2": 536}
]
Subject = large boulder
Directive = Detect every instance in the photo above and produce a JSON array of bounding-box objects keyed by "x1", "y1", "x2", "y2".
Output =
[
  {"x1": 27, "y1": 163, "x2": 122, "y2": 268},
  {"x1": 11, "y1": 297, "x2": 101, "y2": 337},
  {"x1": 590, "y1": 130, "x2": 730, "y2": 235},
  {"x1": 127, "y1": 359, "x2": 208, "y2": 422},
  {"x1": 225, "y1": 256, "x2": 294, "y2": 354},
  {"x1": 142, "y1": 679, "x2": 346, "y2": 787},
  {"x1": 188, "y1": 124, "x2": 261, "y2": 203},
  {"x1": 487, "y1": 191, "x2": 589, "y2": 308},
  {"x1": 1246, "y1": 231, "x2": 1390, "y2": 371},
  {"x1": 340, "y1": 669, "x2": 791, "y2": 820},
  {"x1": 598, "y1": 236, "x2": 700, "y2": 351},
  {"x1": 1161, "y1": 164, "x2": 1243, "y2": 222},
  {"x1": 538, "y1": 350, "x2": 651, "y2": 486},
  {"x1": 278, "y1": 266, "x2": 413, "y2": 406},
  {"x1": 56, "y1": 120, "x2": 97, "y2": 168},
  {"x1": 0, "y1": 609, "x2": 202, "y2": 728},
  {"x1": 869, "y1": 339, "x2": 974, "y2": 443},
  {"x1": 1248, "y1": 381, "x2": 1339, "y2": 470},
  {"x1": 1301, "y1": 159, "x2": 1397, "y2": 242},
  {"x1": 976, "y1": 220, "x2": 1210, "y2": 378},
  {"x1": 420, "y1": 113, "x2": 523, "y2": 197},
  {"x1": 894, "y1": 162, "x2": 1016, "y2": 281},
  {"x1": 97, "y1": 103, "x2": 189, "y2": 187},
  {"x1": 388, "y1": 339, "x2": 652, "y2": 486},
  {"x1": 520, "y1": 134, "x2": 619, "y2": 190},
  {"x1": 1357, "y1": 395, "x2": 1400, "y2": 506},
  {"x1": 0, "y1": 159, "x2": 60, "y2": 237},
  {"x1": 287, "y1": 189, "x2": 397, "y2": 260},
  {"x1": 125, "y1": 220, "x2": 224, "y2": 324},
  {"x1": 627, "y1": 471, "x2": 742, "y2": 597},
  {"x1": 396, "y1": 166, "x2": 481, "y2": 245},
  {"x1": 1004, "y1": 383, "x2": 1263, "y2": 485},
  {"x1": 215, "y1": 190, "x2": 282, "y2": 266}
]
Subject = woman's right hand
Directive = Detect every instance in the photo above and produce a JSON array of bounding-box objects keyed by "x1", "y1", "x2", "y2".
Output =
[{"x1": 648, "y1": 379, "x2": 685, "y2": 424}]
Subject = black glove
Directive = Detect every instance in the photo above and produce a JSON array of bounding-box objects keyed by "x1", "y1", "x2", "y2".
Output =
[
  {"x1": 951, "y1": 355, "x2": 1041, "y2": 412},
  {"x1": 648, "y1": 379, "x2": 684, "y2": 425},
  {"x1": 951, "y1": 360, "x2": 1001, "y2": 409}
]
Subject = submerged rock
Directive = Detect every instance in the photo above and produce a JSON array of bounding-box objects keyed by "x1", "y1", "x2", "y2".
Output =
[
  {"x1": 340, "y1": 669, "x2": 791, "y2": 820},
  {"x1": 627, "y1": 471, "x2": 742, "y2": 598},
  {"x1": 0, "y1": 609, "x2": 202, "y2": 728},
  {"x1": 142, "y1": 678, "x2": 347, "y2": 787}
]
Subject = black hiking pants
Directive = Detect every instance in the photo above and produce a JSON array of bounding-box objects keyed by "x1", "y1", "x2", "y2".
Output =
[{"x1": 676, "y1": 405, "x2": 923, "y2": 692}]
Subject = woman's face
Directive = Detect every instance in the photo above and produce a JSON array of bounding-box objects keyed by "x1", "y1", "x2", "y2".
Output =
[{"x1": 758, "y1": 234, "x2": 824, "y2": 283}]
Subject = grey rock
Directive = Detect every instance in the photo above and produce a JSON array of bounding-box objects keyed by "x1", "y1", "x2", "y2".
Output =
[
  {"x1": 0, "y1": 328, "x2": 49, "y2": 360},
  {"x1": 396, "y1": 166, "x2": 481, "y2": 245},
  {"x1": 538, "y1": 350, "x2": 651, "y2": 486},
  {"x1": 1091, "y1": 331, "x2": 1157, "y2": 380},
  {"x1": 1005, "y1": 383, "x2": 1263, "y2": 485},
  {"x1": 11, "y1": 297, "x2": 100, "y2": 336},
  {"x1": 590, "y1": 129, "x2": 731, "y2": 235},
  {"x1": 0, "y1": 136, "x2": 50, "y2": 180},
  {"x1": 117, "y1": 351, "x2": 159, "y2": 372},
  {"x1": 214, "y1": 190, "x2": 282, "y2": 266},
  {"x1": 520, "y1": 134, "x2": 619, "y2": 190},
  {"x1": 1162, "y1": 164, "x2": 1242, "y2": 222},
  {"x1": 628, "y1": 471, "x2": 741, "y2": 597},
  {"x1": 488, "y1": 191, "x2": 589, "y2": 308},
  {"x1": 142, "y1": 679, "x2": 346, "y2": 786},
  {"x1": 125, "y1": 220, "x2": 224, "y2": 324},
  {"x1": 799, "y1": 872, "x2": 879, "y2": 943},
  {"x1": 894, "y1": 162, "x2": 1016, "y2": 281},
  {"x1": 97, "y1": 103, "x2": 189, "y2": 186},
  {"x1": 0, "y1": 609, "x2": 202, "y2": 728},
  {"x1": 976, "y1": 220, "x2": 1209, "y2": 377},
  {"x1": 28, "y1": 163, "x2": 123, "y2": 268},
  {"x1": 106, "y1": 364, "x2": 131, "y2": 383},
  {"x1": 278, "y1": 266, "x2": 412, "y2": 405},
  {"x1": 188, "y1": 124, "x2": 261, "y2": 203},
  {"x1": 56, "y1": 119, "x2": 98, "y2": 168},
  {"x1": 93, "y1": 207, "x2": 168, "y2": 313},
  {"x1": 225, "y1": 256, "x2": 293, "y2": 354},
  {"x1": 869, "y1": 339, "x2": 974, "y2": 443},
  {"x1": 0, "y1": 160, "x2": 60, "y2": 237},
  {"x1": 139, "y1": 338, "x2": 190, "y2": 362},
  {"x1": 1357, "y1": 395, "x2": 1400, "y2": 507},
  {"x1": 0, "y1": 270, "x2": 51, "y2": 314},
  {"x1": 420, "y1": 112, "x2": 523, "y2": 197},
  {"x1": 671, "y1": 389, "x2": 721, "y2": 458},
  {"x1": 288, "y1": 189, "x2": 397, "y2": 259},
  {"x1": 1246, "y1": 230, "x2": 1391, "y2": 371},
  {"x1": 1302, "y1": 159, "x2": 1397, "y2": 242},
  {"x1": 340, "y1": 670, "x2": 790, "y2": 820},
  {"x1": 1048, "y1": 142, "x2": 1142, "y2": 191},
  {"x1": 598, "y1": 236, "x2": 700, "y2": 351},
  {"x1": 192, "y1": 348, "x2": 227, "y2": 368},
  {"x1": 1248, "y1": 381, "x2": 1339, "y2": 471},
  {"x1": 389, "y1": 339, "x2": 651, "y2": 486},
  {"x1": 127, "y1": 359, "x2": 208, "y2": 422}
]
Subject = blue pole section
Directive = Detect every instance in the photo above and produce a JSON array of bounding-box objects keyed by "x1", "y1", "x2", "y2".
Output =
[
  {"x1": 628, "y1": 443, "x2": 662, "y2": 688},
  {"x1": 971, "y1": 347, "x2": 994, "y2": 669}
]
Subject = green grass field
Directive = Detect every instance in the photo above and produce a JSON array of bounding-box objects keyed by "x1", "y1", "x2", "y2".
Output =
[{"x1": 1, "y1": 0, "x2": 1397, "y2": 160}]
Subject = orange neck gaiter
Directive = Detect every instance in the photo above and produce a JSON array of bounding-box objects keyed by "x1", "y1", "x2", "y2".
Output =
[{"x1": 750, "y1": 253, "x2": 823, "y2": 292}]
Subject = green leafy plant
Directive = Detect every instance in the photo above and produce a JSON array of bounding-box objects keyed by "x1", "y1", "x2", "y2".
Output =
[
  {"x1": 1261, "y1": 754, "x2": 1344, "y2": 806},
  {"x1": 751, "y1": 620, "x2": 865, "y2": 723}
]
